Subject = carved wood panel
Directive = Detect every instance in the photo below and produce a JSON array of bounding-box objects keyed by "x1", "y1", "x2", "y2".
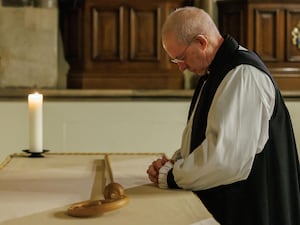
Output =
[
  {"x1": 129, "y1": 8, "x2": 161, "y2": 61},
  {"x1": 254, "y1": 8, "x2": 283, "y2": 62},
  {"x1": 91, "y1": 7, "x2": 124, "y2": 61},
  {"x1": 218, "y1": 3, "x2": 246, "y2": 46}
]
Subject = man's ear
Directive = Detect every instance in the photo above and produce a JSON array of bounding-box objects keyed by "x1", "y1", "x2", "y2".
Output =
[{"x1": 195, "y1": 34, "x2": 208, "y2": 49}]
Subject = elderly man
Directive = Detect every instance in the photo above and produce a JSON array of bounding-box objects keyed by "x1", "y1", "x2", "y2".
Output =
[{"x1": 147, "y1": 7, "x2": 300, "y2": 225}]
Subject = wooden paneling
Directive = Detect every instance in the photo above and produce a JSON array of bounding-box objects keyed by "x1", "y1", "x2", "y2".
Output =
[
  {"x1": 217, "y1": 2, "x2": 246, "y2": 46},
  {"x1": 91, "y1": 7, "x2": 124, "y2": 61},
  {"x1": 129, "y1": 8, "x2": 161, "y2": 61},
  {"x1": 217, "y1": 0, "x2": 300, "y2": 91},
  {"x1": 60, "y1": 0, "x2": 185, "y2": 89},
  {"x1": 253, "y1": 8, "x2": 282, "y2": 61}
]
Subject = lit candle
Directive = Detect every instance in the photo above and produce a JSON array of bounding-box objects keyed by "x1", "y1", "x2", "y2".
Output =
[{"x1": 28, "y1": 93, "x2": 43, "y2": 153}]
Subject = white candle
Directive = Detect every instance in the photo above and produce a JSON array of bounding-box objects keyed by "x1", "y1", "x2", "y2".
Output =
[{"x1": 28, "y1": 93, "x2": 43, "y2": 152}]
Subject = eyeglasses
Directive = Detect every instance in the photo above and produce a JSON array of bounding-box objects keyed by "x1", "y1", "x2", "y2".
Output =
[{"x1": 170, "y1": 34, "x2": 199, "y2": 64}]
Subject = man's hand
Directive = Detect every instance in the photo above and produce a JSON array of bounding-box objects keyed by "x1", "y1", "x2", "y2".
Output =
[{"x1": 147, "y1": 156, "x2": 169, "y2": 185}]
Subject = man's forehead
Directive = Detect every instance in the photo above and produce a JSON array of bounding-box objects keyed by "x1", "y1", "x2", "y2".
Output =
[
  {"x1": 162, "y1": 33, "x2": 185, "y2": 58},
  {"x1": 162, "y1": 33, "x2": 182, "y2": 48}
]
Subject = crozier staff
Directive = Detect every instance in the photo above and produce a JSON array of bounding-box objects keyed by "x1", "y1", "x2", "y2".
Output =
[{"x1": 147, "y1": 7, "x2": 300, "y2": 225}]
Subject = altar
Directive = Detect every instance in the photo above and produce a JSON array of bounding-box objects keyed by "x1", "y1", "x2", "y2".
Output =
[{"x1": 0, "y1": 153, "x2": 218, "y2": 225}]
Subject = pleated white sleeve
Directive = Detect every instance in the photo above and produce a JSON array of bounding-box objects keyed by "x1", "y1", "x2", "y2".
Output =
[{"x1": 170, "y1": 65, "x2": 275, "y2": 191}]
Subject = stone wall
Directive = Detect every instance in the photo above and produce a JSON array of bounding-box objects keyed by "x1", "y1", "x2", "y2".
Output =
[{"x1": 0, "y1": 6, "x2": 69, "y2": 88}]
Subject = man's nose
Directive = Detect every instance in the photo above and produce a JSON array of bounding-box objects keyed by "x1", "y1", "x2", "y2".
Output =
[{"x1": 177, "y1": 62, "x2": 187, "y2": 72}]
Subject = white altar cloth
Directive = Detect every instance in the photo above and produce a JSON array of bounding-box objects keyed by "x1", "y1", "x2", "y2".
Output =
[{"x1": 0, "y1": 153, "x2": 218, "y2": 225}]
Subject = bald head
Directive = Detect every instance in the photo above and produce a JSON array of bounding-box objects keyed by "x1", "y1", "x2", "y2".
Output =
[{"x1": 162, "y1": 7, "x2": 220, "y2": 45}]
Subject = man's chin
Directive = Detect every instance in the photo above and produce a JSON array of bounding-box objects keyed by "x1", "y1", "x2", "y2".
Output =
[
  {"x1": 194, "y1": 72, "x2": 206, "y2": 76},
  {"x1": 183, "y1": 69, "x2": 206, "y2": 76},
  {"x1": 196, "y1": 69, "x2": 210, "y2": 76}
]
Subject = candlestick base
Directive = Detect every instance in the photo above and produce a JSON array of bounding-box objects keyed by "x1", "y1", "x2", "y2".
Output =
[{"x1": 22, "y1": 149, "x2": 50, "y2": 158}]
